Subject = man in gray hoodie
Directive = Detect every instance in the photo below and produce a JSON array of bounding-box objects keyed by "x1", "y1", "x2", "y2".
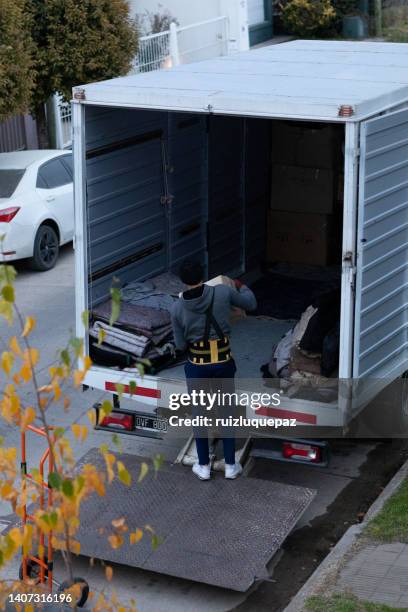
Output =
[{"x1": 171, "y1": 260, "x2": 257, "y2": 481}]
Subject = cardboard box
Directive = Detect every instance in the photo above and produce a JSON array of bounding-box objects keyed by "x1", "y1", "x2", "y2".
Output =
[
  {"x1": 271, "y1": 164, "x2": 335, "y2": 214},
  {"x1": 206, "y1": 275, "x2": 246, "y2": 321},
  {"x1": 267, "y1": 211, "x2": 336, "y2": 266},
  {"x1": 271, "y1": 121, "x2": 343, "y2": 169}
]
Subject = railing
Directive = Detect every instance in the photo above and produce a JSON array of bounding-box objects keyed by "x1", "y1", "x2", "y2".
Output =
[
  {"x1": 133, "y1": 30, "x2": 172, "y2": 73},
  {"x1": 133, "y1": 16, "x2": 229, "y2": 74},
  {"x1": 177, "y1": 16, "x2": 229, "y2": 65},
  {"x1": 53, "y1": 95, "x2": 72, "y2": 149}
]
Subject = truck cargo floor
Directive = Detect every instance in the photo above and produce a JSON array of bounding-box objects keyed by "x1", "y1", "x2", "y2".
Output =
[{"x1": 75, "y1": 449, "x2": 315, "y2": 591}]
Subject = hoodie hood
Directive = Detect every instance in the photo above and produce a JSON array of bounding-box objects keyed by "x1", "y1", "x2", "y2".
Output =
[{"x1": 181, "y1": 284, "x2": 213, "y2": 313}]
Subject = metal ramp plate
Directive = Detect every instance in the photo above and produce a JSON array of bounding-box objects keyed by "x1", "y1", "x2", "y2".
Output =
[{"x1": 75, "y1": 449, "x2": 315, "y2": 591}]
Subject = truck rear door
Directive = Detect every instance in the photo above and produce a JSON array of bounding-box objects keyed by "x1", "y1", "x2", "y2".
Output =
[{"x1": 353, "y1": 108, "x2": 408, "y2": 402}]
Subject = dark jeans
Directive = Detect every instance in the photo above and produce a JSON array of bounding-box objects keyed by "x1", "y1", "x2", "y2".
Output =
[{"x1": 184, "y1": 358, "x2": 237, "y2": 466}]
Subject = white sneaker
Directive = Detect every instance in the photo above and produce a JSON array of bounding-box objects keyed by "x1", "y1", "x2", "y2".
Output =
[
  {"x1": 192, "y1": 463, "x2": 211, "y2": 480},
  {"x1": 225, "y1": 462, "x2": 243, "y2": 479}
]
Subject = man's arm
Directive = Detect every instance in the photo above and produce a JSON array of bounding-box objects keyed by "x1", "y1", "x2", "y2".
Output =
[
  {"x1": 170, "y1": 304, "x2": 187, "y2": 351},
  {"x1": 229, "y1": 284, "x2": 257, "y2": 312}
]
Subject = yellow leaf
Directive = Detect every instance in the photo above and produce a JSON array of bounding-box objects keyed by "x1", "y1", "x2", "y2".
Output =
[
  {"x1": 64, "y1": 396, "x2": 71, "y2": 410},
  {"x1": 130, "y1": 528, "x2": 143, "y2": 545},
  {"x1": 138, "y1": 462, "x2": 148, "y2": 483},
  {"x1": 20, "y1": 363, "x2": 32, "y2": 383},
  {"x1": 12, "y1": 373, "x2": 21, "y2": 385},
  {"x1": 81, "y1": 425, "x2": 88, "y2": 442},
  {"x1": 21, "y1": 407, "x2": 36, "y2": 430},
  {"x1": 1, "y1": 351, "x2": 14, "y2": 376},
  {"x1": 9, "y1": 336, "x2": 22, "y2": 356},
  {"x1": 87, "y1": 409, "x2": 96, "y2": 426},
  {"x1": 22, "y1": 316, "x2": 35, "y2": 337},
  {"x1": 108, "y1": 534, "x2": 123, "y2": 549},
  {"x1": 83, "y1": 355, "x2": 92, "y2": 371},
  {"x1": 73, "y1": 370, "x2": 84, "y2": 387},
  {"x1": 118, "y1": 461, "x2": 132, "y2": 486},
  {"x1": 28, "y1": 348, "x2": 39, "y2": 366},
  {"x1": 52, "y1": 381, "x2": 61, "y2": 401},
  {"x1": 104, "y1": 453, "x2": 116, "y2": 484},
  {"x1": 105, "y1": 565, "x2": 113, "y2": 581},
  {"x1": 72, "y1": 424, "x2": 81, "y2": 439}
]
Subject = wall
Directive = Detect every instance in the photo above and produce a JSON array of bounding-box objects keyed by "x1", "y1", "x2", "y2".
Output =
[
  {"x1": 0, "y1": 114, "x2": 38, "y2": 153},
  {"x1": 130, "y1": 0, "x2": 249, "y2": 51}
]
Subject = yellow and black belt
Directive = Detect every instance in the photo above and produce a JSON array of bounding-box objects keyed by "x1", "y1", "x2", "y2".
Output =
[{"x1": 187, "y1": 290, "x2": 231, "y2": 365}]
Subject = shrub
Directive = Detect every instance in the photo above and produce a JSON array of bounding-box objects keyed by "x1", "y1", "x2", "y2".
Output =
[{"x1": 281, "y1": 0, "x2": 337, "y2": 36}]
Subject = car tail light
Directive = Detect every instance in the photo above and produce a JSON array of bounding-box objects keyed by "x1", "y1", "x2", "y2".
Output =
[
  {"x1": 0, "y1": 207, "x2": 20, "y2": 223},
  {"x1": 282, "y1": 442, "x2": 321, "y2": 463},
  {"x1": 100, "y1": 412, "x2": 134, "y2": 431}
]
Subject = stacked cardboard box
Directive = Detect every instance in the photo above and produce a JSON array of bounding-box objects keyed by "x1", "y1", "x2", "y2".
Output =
[{"x1": 268, "y1": 122, "x2": 343, "y2": 266}]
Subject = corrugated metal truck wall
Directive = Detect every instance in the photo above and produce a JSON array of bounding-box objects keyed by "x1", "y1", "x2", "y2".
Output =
[{"x1": 85, "y1": 106, "x2": 208, "y2": 307}]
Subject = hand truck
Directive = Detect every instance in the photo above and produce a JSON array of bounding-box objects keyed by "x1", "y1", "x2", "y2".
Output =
[{"x1": 20, "y1": 424, "x2": 89, "y2": 608}]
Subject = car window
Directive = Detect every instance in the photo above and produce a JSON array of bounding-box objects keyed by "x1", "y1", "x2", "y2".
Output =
[
  {"x1": 60, "y1": 154, "x2": 73, "y2": 177},
  {"x1": 0, "y1": 169, "x2": 25, "y2": 198},
  {"x1": 36, "y1": 158, "x2": 72, "y2": 189}
]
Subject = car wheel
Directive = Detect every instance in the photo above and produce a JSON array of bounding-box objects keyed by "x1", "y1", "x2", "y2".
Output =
[{"x1": 29, "y1": 224, "x2": 59, "y2": 271}]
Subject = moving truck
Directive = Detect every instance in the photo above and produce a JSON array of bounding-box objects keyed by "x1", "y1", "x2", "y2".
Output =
[{"x1": 73, "y1": 40, "x2": 408, "y2": 442}]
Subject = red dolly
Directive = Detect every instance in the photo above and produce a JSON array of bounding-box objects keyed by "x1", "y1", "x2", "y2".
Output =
[{"x1": 20, "y1": 424, "x2": 89, "y2": 608}]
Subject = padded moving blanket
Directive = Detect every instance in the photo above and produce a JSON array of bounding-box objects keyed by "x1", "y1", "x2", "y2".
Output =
[
  {"x1": 92, "y1": 300, "x2": 172, "y2": 344},
  {"x1": 89, "y1": 322, "x2": 150, "y2": 357}
]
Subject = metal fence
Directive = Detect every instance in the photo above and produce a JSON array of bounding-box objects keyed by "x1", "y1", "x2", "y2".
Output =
[
  {"x1": 133, "y1": 30, "x2": 172, "y2": 73},
  {"x1": 53, "y1": 96, "x2": 72, "y2": 149}
]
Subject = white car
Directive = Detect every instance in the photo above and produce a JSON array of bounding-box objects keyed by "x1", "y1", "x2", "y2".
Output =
[{"x1": 0, "y1": 150, "x2": 74, "y2": 271}]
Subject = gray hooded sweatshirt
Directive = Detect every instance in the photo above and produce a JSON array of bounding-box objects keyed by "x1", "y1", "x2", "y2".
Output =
[{"x1": 170, "y1": 284, "x2": 257, "y2": 351}]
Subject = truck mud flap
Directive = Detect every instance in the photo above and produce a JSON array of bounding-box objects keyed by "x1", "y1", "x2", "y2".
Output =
[{"x1": 75, "y1": 449, "x2": 315, "y2": 591}]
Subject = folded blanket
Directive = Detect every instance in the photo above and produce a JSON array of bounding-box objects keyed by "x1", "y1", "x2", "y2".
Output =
[
  {"x1": 92, "y1": 300, "x2": 171, "y2": 333},
  {"x1": 90, "y1": 321, "x2": 150, "y2": 357}
]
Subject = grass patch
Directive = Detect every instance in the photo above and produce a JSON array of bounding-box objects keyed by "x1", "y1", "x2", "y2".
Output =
[
  {"x1": 305, "y1": 593, "x2": 406, "y2": 612},
  {"x1": 366, "y1": 477, "x2": 408, "y2": 543}
]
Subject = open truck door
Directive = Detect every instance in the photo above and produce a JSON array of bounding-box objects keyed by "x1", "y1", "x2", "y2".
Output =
[{"x1": 352, "y1": 108, "x2": 408, "y2": 414}]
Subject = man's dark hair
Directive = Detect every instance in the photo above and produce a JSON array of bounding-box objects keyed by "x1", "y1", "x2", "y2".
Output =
[{"x1": 179, "y1": 260, "x2": 204, "y2": 286}]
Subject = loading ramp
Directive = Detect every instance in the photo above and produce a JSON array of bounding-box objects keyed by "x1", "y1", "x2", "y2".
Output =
[{"x1": 75, "y1": 449, "x2": 315, "y2": 591}]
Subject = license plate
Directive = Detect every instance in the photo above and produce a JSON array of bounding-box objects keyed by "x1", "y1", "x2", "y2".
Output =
[{"x1": 134, "y1": 414, "x2": 168, "y2": 433}]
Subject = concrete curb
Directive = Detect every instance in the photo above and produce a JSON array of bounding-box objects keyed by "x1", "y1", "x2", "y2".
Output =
[{"x1": 284, "y1": 455, "x2": 408, "y2": 612}]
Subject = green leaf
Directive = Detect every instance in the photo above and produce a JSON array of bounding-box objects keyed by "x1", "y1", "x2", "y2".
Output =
[
  {"x1": 118, "y1": 464, "x2": 131, "y2": 486},
  {"x1": 81, "y1": 310, "x2": 89, "y2": 330},
  {"x1": 97, "y1": 327, "x2": 106, "y2": 346},
  {"x1": 112, "y1": 433, "x2": 122, "y2": 450},
  {"x1": 60, "y1": 349, "x2": 70, "y2": 367},
  {"x1": 1, "y1": 285, "x2": 14, "y2": 303},
  {"x1": 0, "y1": 265, "x2": 16, "y2": 284},
  {"x1": 109, "y1": 287, "x2": 121, "y2": 326},
  {"x1": 115, "y1": 383, "x2": 124, "y2": 399},
  {"x1": 48, "y1": 472, "x2": 62, "y2": 490},
  {"x1": 153, "y1": 454, "x2": 165, "y2": 474},
  {"x1": 76, "y1": 475, "x2": 85, "y2": 494},
  {"x1": 62, "y1": 479, "x2": 74, "y2": 498},
  {"x1": 151, "y1": 534, "x2": 163, "y2": 551},
  {"x1": 128, "y1": 380, "x2": 137, "y2": 396},
  {"x1": 136, "y1": 363, "x2": 145, "y2": 378},
  {"x1": 100, "y1": 401, "x2": 113, "y2": 418},
  {"x1": 49, "y1": 511, "x2": 58, "y2": 527},
  {"x1": 54, "y1": 427, "x2": 65, "y2": 439},
  {"x1": 69, "y1": 337, "x2": 83, "y2": 359},
  {"x1": 138, "y1": 462, "x2": 148, "y2": 483}
]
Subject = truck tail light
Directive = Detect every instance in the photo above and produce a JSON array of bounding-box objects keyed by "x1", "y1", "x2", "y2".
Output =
[
  {"x1": 0, "y1": 207, "x2": 20, "y2": 223},
  {"x1": 282, "y1": 442, "x2": 321, "y2": 463},
  {"x1": 100, "y1": 411, "x2": 134, "y2": 431}
]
